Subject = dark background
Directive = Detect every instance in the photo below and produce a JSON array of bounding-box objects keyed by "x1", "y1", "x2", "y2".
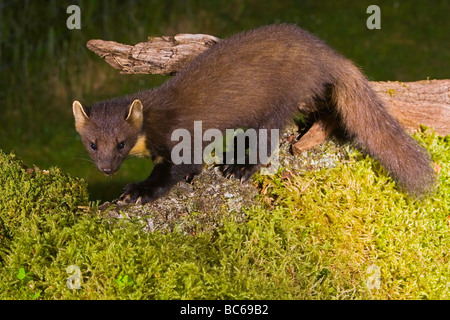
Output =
[{"x1": 1, "y1": 0, "x2": 448, "y2": 201}]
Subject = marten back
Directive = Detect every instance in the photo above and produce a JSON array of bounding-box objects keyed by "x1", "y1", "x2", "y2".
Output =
[{"x1": 148, "y1": 25, "x2": 336, "y2": 131}]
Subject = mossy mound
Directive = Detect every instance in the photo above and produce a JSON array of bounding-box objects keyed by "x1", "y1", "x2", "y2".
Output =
[
  {"x1": 0, "y1": 129, "x2": 448, "y2": 300},
  {"x1": 0, "y1": 151, "x2": 89, "y2": 235}
]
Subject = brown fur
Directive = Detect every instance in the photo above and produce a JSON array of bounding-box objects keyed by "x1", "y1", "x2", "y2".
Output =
[{"x1": 74, "y1": 24, "x2": 436, "y2": 203}]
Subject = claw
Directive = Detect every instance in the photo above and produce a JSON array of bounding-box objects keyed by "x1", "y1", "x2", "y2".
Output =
[
  {"x1": 121, "y1": 194, "x2": 131, "y2": 203},
  {"x1": 185, "y1": 173, "x2": 196, "y2": 183},
  {"x1": 136, "y1": 196, "x2": 142, "y2": 205}
]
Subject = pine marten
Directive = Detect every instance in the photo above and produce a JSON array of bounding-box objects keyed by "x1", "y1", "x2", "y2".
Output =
[{"x1": 73, "y1": 24, "x2": 436, "y2": 203}]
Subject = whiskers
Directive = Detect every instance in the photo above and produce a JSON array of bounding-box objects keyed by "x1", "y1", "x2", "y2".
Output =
[{"x1": 75, "y1": 156, "x2": 95, "y2": 165}]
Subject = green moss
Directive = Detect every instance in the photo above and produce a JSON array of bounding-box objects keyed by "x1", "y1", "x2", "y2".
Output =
[
  {"x1": 0, "y1": 129, "x2": 449, "y2": 299},
  {"x1": 386, "y1": 88, "x2": 396, "y2": 96},
  {"x1": 0, "y1": 151, "x2": 89, "y2": 235},
  {"x1": 254, "y1": 128, "x2": 450, "y2": 299},
  {"x1": 0, "y1": 151, "x2": 90, "y2": 298}
]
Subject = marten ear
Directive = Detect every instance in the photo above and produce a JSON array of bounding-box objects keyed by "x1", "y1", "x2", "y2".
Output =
[
  {"x1": 73, "y1": 100, "x2": 89, "y2": 132},
  {"x1": 126, "y1": 99, "x2": 144, "y2": 129}
]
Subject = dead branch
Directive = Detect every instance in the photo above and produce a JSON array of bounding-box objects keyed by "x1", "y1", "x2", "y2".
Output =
[{"x1": 86, "y1": 34, "x2": 220, "y2": 75}]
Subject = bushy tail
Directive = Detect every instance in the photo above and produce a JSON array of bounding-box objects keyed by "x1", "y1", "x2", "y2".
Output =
[{"x1": 331, "y1": 61, "x2": 436, "y2": 196}]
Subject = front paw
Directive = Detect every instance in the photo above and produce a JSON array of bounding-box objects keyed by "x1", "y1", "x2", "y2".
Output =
[
  {"x1": 120, "y1": 182, "x2": 155, "y2": 204},
  {"x1": 220, "y1": 164, "x2": 260, "y2": 182}
]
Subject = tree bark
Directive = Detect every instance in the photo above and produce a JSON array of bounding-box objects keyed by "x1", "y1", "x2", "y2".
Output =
[
  {"x1": 86, "y1": 34, "x2": 450, "y2": 152},
  {"x1": 86, "y1": 34, "x2": 220, "y2": 75}
]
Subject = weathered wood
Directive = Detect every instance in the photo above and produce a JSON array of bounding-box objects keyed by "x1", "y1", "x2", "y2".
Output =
[
  {"x1": 370, "y1": 79, "x2": 450, "y2": 136},
  {"x1": 86, "y1": 34, "x2": 450, "y2": 152},
  {"x1": 87, "y1": 34, "x2": 220, "y2": 75},
  {"x1": 292, "y1": 113, "x2": 339, "y2": 155}
]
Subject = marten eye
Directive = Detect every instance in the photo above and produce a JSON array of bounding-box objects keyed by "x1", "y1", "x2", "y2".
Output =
[
  {"x1": 118, "y1": 141, "x2": 125, "y2": 150},
  {"x1": 90, "y1": 143, "x2": 97, "y2": 151}
]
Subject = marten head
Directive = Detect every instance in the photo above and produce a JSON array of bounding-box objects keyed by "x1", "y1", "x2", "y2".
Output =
[{"x1": 73, "y1": 98, "x2": 145, "y2": 176}]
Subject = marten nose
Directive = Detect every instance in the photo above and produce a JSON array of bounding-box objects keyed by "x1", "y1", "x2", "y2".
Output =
[{"x1": 101, "y1": 167, "x2": 113, "y2": 175}]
